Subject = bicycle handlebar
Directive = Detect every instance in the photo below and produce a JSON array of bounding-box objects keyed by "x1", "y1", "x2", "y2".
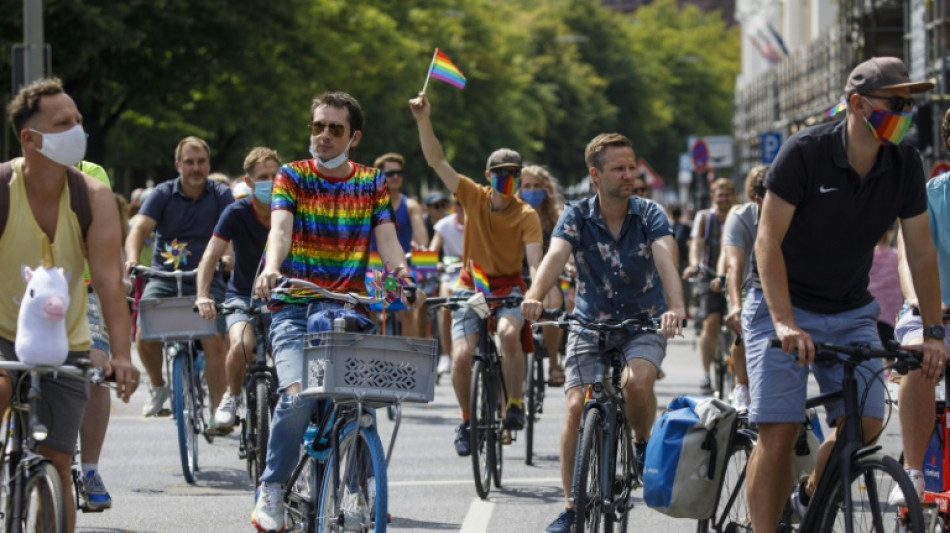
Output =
[
  {"x1": 128, "y1": 264, "x2": 199, "y2": 280},
  {"x1": 0, "y1": 360, "x2": 113, "y2": 385},
  {"x1": 533, "y1": 312, "x2": 664, "y2": 333},
  {"x1": 768, "y1": 338, "x2": 922, "y2": 374},
  {"x1": 425, "y1": 294, "x2": 523, "y2": 310}
]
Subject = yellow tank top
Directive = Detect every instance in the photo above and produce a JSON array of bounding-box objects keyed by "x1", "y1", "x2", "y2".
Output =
[{"x1": 0, "y1": 158, "x2": 91, "y2": 351}]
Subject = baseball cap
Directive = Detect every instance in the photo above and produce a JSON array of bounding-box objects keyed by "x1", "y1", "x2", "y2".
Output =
[
  {"x1": 486, "y1": 148, "x2": 523, "y2": 171},
  {"x1": 845, "y1": 57, "x2": 934, "y2": 95},
  {"x1": 424, "y1": 192, "x2": 448, "y2": 206}
]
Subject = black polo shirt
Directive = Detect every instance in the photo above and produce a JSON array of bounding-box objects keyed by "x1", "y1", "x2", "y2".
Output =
[{"x1": 758, "y1": 119, "x2": 926, "y2": 313}]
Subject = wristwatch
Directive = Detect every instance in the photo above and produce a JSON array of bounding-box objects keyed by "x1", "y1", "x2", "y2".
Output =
[{"x1": 923, "y1": 324, "x2": 946, "y2": 341}]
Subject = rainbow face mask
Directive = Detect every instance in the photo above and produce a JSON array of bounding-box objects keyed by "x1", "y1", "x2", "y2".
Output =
[
  {"x1": 862, "y1": 97, "x2": 913, "y2": 146},
  {"x1": 490, "y1": 170, "x2": 520, "y2": 198}
]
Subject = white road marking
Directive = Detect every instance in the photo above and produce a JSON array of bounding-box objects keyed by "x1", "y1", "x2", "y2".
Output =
[
  {"x1": 389, "y1": 477, "x2": 560, "y2": 487},
  {"x1": 460, "y1": 497, "x2": 495, "y2": 533}
]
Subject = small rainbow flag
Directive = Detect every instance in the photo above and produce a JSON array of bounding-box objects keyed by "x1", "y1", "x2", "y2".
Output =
[
  {"x1": 559, "y1": 277, "x2": 571, "y2": 294},
  {"x1": 826, "y1": 100, "x2": 847, "y2": 118},
  {"x1": 367, "y1": 252, "x2": 384, "y2": 269},
  {"x1": 470, "y1": 260, "x2": 490, "y2": 295},
  {"x1": 424, "y1": 49, "x2": 466, "y2": 91},
  {"x1": 410, "y1": 250, "x2": 439, "y2": 277}
]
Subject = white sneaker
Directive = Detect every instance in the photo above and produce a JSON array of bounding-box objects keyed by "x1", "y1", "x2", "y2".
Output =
[
  {"x1": 888, "y1": 469, "x2": 924, "y2": 506},
  {"x1": 142, "y1": 385, "x2": 169, "y2": 417},
  {"x1": 732, "y1": 384, "x2": 750, "y2": 411},
  {"x1": 214, "y1": 392, "x2": 242, "y2": 429},
  {"x1": 251, "y1": 482, "x2": 285, "y2": 532},
  {"x1": 437, "y1": 354, "x2": 451, "y2": 374}
]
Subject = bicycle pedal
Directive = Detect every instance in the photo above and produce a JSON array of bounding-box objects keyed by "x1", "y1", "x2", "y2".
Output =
[{"x1": 156, "y1": 408, "x2": 172, "y2": 418}]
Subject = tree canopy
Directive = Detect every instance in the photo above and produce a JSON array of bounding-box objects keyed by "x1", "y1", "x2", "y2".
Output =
[{"x1": 1, "y1": 0, "x2": 739, "y2": 195}]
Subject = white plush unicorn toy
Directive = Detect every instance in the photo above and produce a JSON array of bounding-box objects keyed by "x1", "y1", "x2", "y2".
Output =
[{"x1": 15, "y1": 237, "x2": 70, "y2": 366}]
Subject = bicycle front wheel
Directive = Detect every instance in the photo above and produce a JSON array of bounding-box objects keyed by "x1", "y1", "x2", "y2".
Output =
[
  {"x1": 470, "y1": 360, "x2": 494, "y2": 499},
  {"x1": 173, "y1": 351, "x2": 198, "y2": 484},
  {"x1": 20, "y1": 461, "x2": 65, "y2": 533},
  {"x1": 317, "y1": 425, "x2": 388, "y2": 533},
  {"x1": 575, "y1": 408, "x2": 605, "y2": 532},
  {"x1": 606, "y1": 420, "x2": 634, "y2": 533},
  {"x1": 252, "y1": 377, "x2": 271, "y2": 485},
  {"x1": 697, "y1": 430, "x2": 753, "y2": 533},
  {"x1": 817, "y1": 453, "x2": 925, "y2": 532},
  {"x1": 525, "y1": 352, "x2": 538, "y2": 466}
]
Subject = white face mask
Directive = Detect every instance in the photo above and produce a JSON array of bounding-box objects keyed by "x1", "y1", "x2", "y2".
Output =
[
  {"x1": 30, "y1": 124, "x2": 87, "y2": 167},
  {"x1": 310, "y1": 137, "x2": 353, "y2": 169}
]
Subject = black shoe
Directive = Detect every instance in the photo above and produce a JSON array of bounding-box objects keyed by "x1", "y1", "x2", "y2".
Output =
[
  {"x1": 504, "y1": 404, "x2": 525, "y2": 431},
  {"x1": 544, "y1": 508, "x2": 575, "y2": 533},
  {"x1": 635, "y1": 440, "x2": 648, "y2": 479},
  {"x1": 454, "y1": 422, "x2": 471, "y2": 457},
  {"x1": 699, "y1": 375, "x2": 713, "y2": 395}
]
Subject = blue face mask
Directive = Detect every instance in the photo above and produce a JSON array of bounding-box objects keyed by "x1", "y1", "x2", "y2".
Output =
[
  {"x1": 254, "y1": 180, "x2": 273, "y2": 204},
  {"x1": 521, "y1": 189, "x2": 546, "y2": 208}
]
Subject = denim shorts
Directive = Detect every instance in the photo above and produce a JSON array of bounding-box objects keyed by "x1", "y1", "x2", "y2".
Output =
[
  {"x1": 564, "y1": 328, "x2": 666, "y2": 390},
  {"x1": 742, "y1": 288, "x2": 885, "y2": 426},
  {"x1": 269, "y1": 301, "x2": 351, "y2": 392},
  {"x1": 450, "y1": 287, "x2": 524, "y2": 341},
  {"x1": 87, "y1": 290, "x2": 110, "y2": 354}
]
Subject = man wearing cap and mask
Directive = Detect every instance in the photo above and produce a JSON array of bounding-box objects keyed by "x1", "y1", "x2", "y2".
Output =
[
  {"x1": 423, "y1": 191, "x2": 449, "y2": 244},
  {"x1": 744, "y1": 56, "x2": 946, "y2": 530},
  {"x1": 410, "y1": 92, "x2": 543, "y2": 457}
]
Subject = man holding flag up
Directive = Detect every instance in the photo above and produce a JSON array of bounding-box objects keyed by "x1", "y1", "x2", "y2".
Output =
[{"x1": 410, "y1": 91, "x2": 543, "y2": 456}]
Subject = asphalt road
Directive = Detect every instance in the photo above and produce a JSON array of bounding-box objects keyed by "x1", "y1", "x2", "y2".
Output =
[{"x1": 74, "y1": 331, "x2": 905, "y2": 533}]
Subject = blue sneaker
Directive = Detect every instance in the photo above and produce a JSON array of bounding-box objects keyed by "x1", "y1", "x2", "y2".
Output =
[
  {"x1": 635, "y1": 440, "x2": 648, "y2": 480},
  {"x1": 791, "y1": 478, "x2": 810, "y2": 524},
  {"x1": 454, "y1": 422, "x2": 471, "y2": 457},
  {"x1": 544, "y1": 508, "x2": 575, "y2": 533},
  {"x1": 82, "y1": 470, "x2": 112, "y2": 511}
]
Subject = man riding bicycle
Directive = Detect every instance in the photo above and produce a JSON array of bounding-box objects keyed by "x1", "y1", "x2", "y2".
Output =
[
  {"x1": 195, "y1": 147, "x2": 280, "y2": 431},
  {"x1": 409, "y1": 92, "x2": 543, "y2": 455},
  {"x1": 251, "y1": 91, "x2": 422, "y2": 533},
  {"x1": 521, "y1": 133, "x2": 685, "y2": 533},
  {"x1": 744, "y1": 56, "x2": 947, "y2": 531}
]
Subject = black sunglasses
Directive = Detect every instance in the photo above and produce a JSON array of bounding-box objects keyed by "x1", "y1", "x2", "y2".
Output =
[
  {"x1": 862, "y1": 94, "x2": 915, "y2": 113},
  {"x1": 309, "y1": 121, "x2": 346, "y2": 138},
  {"x1": 383, "y1": 170, "x2": 405, "y2": 178}
]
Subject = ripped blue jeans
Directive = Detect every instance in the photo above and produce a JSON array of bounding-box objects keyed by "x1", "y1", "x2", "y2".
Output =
[{"x1": 260, "y1": 301, "x2": 373, "y2": 485}]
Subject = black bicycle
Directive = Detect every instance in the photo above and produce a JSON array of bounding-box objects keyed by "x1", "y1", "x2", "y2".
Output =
[
  {"x1": 708, "y1": 339, "x2": 926, "y2": 533},
  {"x1": 212, "y1": 300, "x2": 276, "y2": 485},
  {"x1": 534, "y1": 312, "x2": 663, "y2": 532},
  {"x1": 427, "y1": 293, "x2": 523, "y2": 499}
]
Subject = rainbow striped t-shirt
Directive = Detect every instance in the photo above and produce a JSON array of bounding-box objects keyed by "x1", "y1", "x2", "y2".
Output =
[{"x1": 272, "y1": 159, "x2": 393, "y2": 301}]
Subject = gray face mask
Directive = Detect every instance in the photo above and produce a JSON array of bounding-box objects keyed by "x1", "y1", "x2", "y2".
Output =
[{"x1": 310, "y1": 137, "x2": 353, "y2": 169}]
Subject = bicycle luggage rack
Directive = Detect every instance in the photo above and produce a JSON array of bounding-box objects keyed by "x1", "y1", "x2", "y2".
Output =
[{"x1": 301, "y1": 332, "x2": 438, "y2": 406}]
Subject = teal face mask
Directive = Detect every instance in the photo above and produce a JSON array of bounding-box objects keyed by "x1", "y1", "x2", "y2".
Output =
[{"x1": 254, "y1": 180, "x2": 273, "y2": 203}]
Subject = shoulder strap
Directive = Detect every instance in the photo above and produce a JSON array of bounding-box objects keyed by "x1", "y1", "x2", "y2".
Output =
[
  {"x1": 0, "y1": 162, "x2": 12, "y2": 239},
  {"x1": 65, "y1": 166, "x2": 92, "y2": 242}
]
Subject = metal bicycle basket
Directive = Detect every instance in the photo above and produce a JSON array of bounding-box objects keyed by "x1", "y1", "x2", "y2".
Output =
[
  {"x1": 138, "y1": 296, "x2": 218, "y2": 342},
  {"x1": 301, "y1": 332, "x2": 438, "y2": 405}
]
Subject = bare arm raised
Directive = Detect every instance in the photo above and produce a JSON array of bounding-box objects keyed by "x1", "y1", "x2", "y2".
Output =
[{"x1": 409, "y1": 93, "x2": 460, "y2": 193}]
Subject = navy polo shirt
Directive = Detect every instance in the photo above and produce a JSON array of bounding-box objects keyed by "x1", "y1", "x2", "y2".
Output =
[
  {"x1": 140, "y1": 177, "x2": 235, "y2": 272},
  {"x1": 553, "y1": 195, "x2": 672, "y2": 322},
  {"x1": 761, "y1": 119, "x2": 926, "y2": 313},
  {"x1": 212, "y1": 197, "x2": 268, "y2": 299}
]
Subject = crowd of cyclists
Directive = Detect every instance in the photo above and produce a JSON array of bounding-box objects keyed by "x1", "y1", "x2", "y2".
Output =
[{"x1": 2, "y1": 54, "x2": 949, "y2": 533}]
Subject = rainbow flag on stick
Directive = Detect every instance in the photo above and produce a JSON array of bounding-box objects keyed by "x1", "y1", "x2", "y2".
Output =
[
  {"x1": 410, "y1": 250, "x2": 440, "y2": 278},
  {"x1": 470, "y1": 260, "x2": 490, "y2": 295},
  {"x1": 367, "y1": 252, "x2": 384, "y2": 270},
  {"x1": 422, "y1": 48, "x2": 467, "y2": 93}
]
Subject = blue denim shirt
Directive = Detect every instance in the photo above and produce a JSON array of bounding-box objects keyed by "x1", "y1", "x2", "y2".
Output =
[{"x1": 553, "y1": 195, "x2": 672, "y2": 321}]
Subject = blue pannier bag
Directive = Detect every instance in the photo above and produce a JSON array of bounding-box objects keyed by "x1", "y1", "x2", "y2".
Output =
[{"x1": 643, "y1": 395, "x2": 738, "y2": 519}]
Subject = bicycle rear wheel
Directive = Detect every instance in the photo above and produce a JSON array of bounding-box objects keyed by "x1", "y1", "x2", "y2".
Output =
[
  {"x1": 173, "y1": 351, "x2": 199, "y2": 484},
  {"x1": 575, "y1": 408, "x2": 605, "y2": 532},
  {"x1": 697, "y1": 430, "x2": 753, "y2": 533},
  {"x1": 470, "y1": 360, "x2": 494, "y2": 499},
  {"x1": 317, "y1": 424, "x2": 388, "y2": 532},
  {"x1": 817, "y1": 453, "x2": 925, "y2": 532},
  {"x1": 20, "y1": 461, "x2": 65, "y2": 533}
]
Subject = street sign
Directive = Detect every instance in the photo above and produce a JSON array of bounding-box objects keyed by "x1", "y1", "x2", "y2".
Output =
[
  {"x1": 678, "y1": 153, "x2": 692, "y2": 185},
  {"x1": 931, "y1": 160, "x2": 950, "y2": 179},
  {"x1": 11, "y1": 44, "x2": 51, "y2": 95},
  {"x1": 688, "y1": 135, "x2": 733, "y2": 170},
  {"x1": 760, "y1": 131, "x2": 782, "y2": 164},
  {"x1": 691, "y1": 138, "x2": 709, "y2": 172}
]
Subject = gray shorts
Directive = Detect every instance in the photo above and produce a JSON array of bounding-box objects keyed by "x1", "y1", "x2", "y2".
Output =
[
  {"x1": 564, "y1": 329, "x2": 667, "y2": 390},
  {"x1": 0, "y1": 338, "x2": 90, "y2": 454},
  {"x1": 223, "y1": 296, "x2": 255, "y2": 332},
  {"x1": 140, "y1": 275, "x2": 226, "y2": 335},
  {"x1": 87, "y1": 290, "x2": 110, "y2": 354},
  {"x1": 450, "y1": 288, "x2": 524, "y2": 341}
]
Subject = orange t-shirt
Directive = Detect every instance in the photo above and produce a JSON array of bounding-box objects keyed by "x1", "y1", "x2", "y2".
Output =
[{"x1": 455, "y1": 176, "x2": 542, "y2": 286}]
